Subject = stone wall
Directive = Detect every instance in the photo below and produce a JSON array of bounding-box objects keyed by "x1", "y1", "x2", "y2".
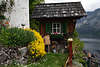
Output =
[{"x1": 0, "y1": 45, "x2": 28, "y2": 65}]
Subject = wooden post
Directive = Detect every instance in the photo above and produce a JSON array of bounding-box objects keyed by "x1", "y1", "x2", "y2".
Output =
[
  {"x1": 87, "y1": 52, "x2": 91, "y2": 67},
  {"x1": 68, "y1": 38, "x2": 73, "y2": 67}
]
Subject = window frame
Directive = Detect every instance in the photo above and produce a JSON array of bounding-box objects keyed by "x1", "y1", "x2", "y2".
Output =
[{"x1": 51, "y1": 23, "x2": 61, "y2": 34}]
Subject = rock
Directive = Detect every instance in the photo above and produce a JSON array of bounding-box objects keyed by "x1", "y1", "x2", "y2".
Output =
[
  {"x1": 0, "y1": 51, "x2": 8, "y2": 64},
  {"x1": 0, "y1": 46, "x2": 28, "y2": 65},
  {"x1": 73, "y1": 61, "x2": 83, "y2": 67},
  {"x1": 18, "y1": 47, "x2": 28, "y2": 64},
  {"x1": 18, "y1": 47, "x2": 27, "y2": 57}
]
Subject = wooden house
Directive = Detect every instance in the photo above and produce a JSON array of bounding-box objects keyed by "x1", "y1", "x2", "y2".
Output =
[{"x1": 31, "y1": 2, "x2": 86, "y2": 52}]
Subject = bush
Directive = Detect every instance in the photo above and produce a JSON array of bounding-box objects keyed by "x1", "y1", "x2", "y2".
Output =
[
  {"x1": 27, "y1": 29, "x2": 46, "y2": 58},
  {"x1": 50, "y1": 34, "x2": 64, "y2": 39},
  {"x1": 0, "y1": 27, "x2": 36, "y2": 47},
  {"x1": 72, "y1": 30, "x2": 86, "y2": 65}
]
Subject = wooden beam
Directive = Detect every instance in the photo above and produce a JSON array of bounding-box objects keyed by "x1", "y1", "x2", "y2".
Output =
[{"x1": 40, "y1": 23, "x2": 43, "y2": 34}]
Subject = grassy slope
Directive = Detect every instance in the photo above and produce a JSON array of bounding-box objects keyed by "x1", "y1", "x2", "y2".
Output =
[
  {"x1": 27, "y1": 53, "x2": 68, "y2": 67},
  {"x1": 3, "y1": 53, "x2": 68, "y2": 67}
]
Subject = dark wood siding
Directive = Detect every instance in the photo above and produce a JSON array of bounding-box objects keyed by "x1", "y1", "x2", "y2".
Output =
[{"x1": 67, "y1": 20, "x2": 76, "y2": 33}]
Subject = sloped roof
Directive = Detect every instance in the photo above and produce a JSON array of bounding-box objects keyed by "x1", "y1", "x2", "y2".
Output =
[{"x1": 32, "y1": 2, "x2": 86, "y2": 19}]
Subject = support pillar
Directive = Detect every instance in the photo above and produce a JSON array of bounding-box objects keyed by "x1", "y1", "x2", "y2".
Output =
[{"x1": 68, "y1": 38, "x2": 73, "y2": 67}]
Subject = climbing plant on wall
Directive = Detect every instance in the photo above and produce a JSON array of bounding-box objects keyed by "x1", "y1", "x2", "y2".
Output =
[
  {"x1": 0, "y1": 0, "x2": 14, "y2": 28},
  {"x1": 0, "y1": 1, "x2": 7, "y2": 20},
  {"x1": 0, "y1": 0, "x2": 14, "y2": 17},
  {"x1": 29, "y1": 0, "x2": 44, "y2": 16},
  {"x1": 29, "y1": 0, "x2": 44, "y2": 31}
]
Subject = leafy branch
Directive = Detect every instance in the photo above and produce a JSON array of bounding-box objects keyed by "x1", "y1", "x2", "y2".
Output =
[{"x1": 0, "y1": 0, "x2": 14, "y2": 20}]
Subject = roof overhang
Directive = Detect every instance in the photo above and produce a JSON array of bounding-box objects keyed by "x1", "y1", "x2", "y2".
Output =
[{"x1": 31, "y1": 2, "x2": 87, "y2": 19}]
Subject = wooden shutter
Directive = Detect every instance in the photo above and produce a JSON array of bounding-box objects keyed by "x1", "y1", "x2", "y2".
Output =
[
  {"x1": 46, "y1": 23, "x2": 52, "y2": 34},
  {"x1": 61, "y1": 22, "x2": 67, "y2": 34}
]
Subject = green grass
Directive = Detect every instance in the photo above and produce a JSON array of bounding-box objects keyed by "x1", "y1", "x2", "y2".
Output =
[
  {"x1": 27, "y1": 53, "x2": 68, "y2": 67},
  {"x1": 2, "y1": 53, "x2": 68, "y2": 67}
]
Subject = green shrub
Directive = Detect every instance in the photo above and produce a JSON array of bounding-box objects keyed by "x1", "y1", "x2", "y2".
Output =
[
  {"x1": 0, "y1": 27, "x2": 36, "y2": 47},
  {"x1": 50, "y1": 34, "x2": 64, "y2": 39}
]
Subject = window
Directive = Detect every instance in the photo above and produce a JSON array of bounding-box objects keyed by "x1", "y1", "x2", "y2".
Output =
[{"x1": 52, "y1": 23, "x2": 61, "y2": 34}]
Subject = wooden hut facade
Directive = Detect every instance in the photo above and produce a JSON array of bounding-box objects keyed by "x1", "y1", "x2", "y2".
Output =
[{"x1": 31, "y1": 2, "x2": 86, "y2": 52}]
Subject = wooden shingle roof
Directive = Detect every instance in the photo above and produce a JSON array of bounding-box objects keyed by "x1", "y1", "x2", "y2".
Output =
[{"x1": 32, "y1": 2, "x2": 86, "y2": 19}]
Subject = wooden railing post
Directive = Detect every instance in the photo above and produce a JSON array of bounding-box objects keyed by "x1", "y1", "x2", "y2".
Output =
[{"x1": 68, "y1": 38, "x2": 73, "y2": 67}]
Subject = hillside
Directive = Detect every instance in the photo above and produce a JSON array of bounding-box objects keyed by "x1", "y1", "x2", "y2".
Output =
[
  {"x1": 2, "y1": 53, "x2": 67, "y2": 67},
  {"x1": 76, "y1": 8, "x2": 100, "y2": 38}
]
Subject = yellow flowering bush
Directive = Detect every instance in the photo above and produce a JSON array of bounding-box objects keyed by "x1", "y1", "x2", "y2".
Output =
[{"x1": 25, "y1": 29, "x2": 46, "y2": 58}]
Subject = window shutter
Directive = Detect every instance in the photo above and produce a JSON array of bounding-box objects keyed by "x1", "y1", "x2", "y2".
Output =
[
  {"x1": 46, "y1": 23, "x2": 52, "y2": 34},
  {"x1": 61, "y1": 22, "x2": 67, "y2": 34}
]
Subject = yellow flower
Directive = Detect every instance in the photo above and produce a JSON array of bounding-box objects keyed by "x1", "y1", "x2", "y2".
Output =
[{"x1": 25, "y1": 29, "x2": 46, "y2": 58}]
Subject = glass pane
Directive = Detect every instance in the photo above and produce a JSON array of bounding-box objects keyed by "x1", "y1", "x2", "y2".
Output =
[
  {"x1": 57, "y1": 24, "x2": 60, "y2": 28},
  {"x1": 57, "y1": 29, "x2": 60, "y2": 33},
  {"x1": 53, "y1": 29, "x2": 56, "y2": 32},
  {"x1": 53, "y1": 24, "x2": 56, "y2": 28}
]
